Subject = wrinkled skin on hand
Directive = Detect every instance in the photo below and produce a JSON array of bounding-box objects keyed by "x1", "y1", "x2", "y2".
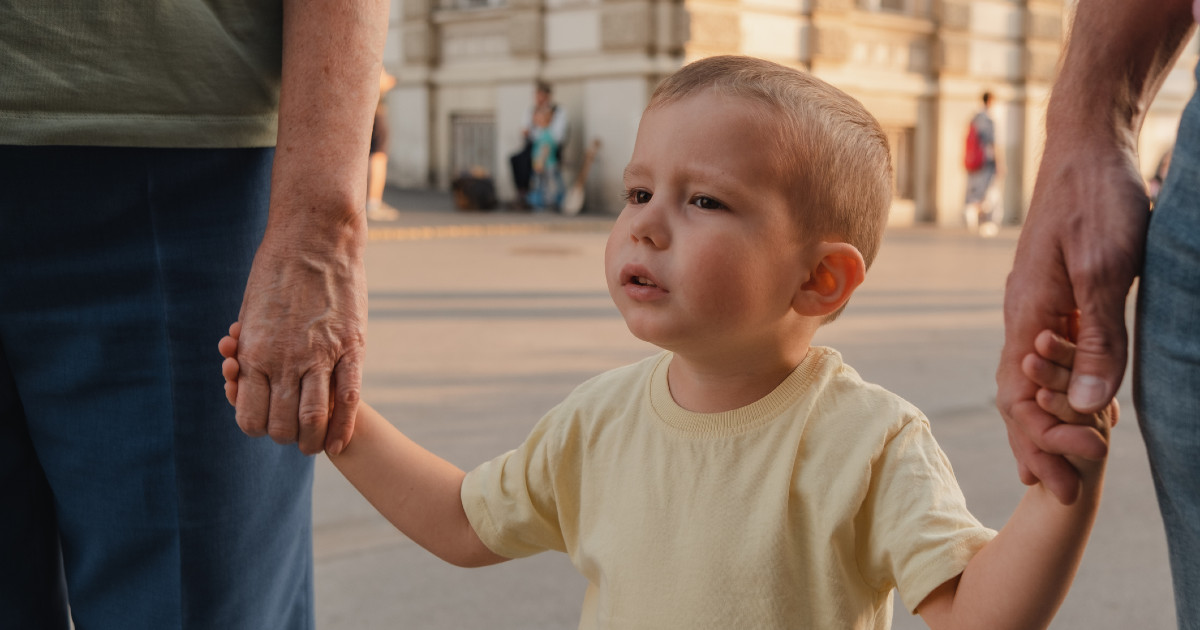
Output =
[
  {"x1": 234, "y1": 224, "x2": 367, "y2": 456},
  {"x1": 996, "y1": 136, "x2": 1149, "y2": 504}
]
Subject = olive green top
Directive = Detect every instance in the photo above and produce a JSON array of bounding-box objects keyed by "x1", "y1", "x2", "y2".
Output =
[{"x1": 0, "y1": 0, "x2": 283, "y2": 147}]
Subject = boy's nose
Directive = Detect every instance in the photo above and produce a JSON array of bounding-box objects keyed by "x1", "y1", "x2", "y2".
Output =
[{"x1": 627, "y1": 202, "x2": 669, "y2": 249}]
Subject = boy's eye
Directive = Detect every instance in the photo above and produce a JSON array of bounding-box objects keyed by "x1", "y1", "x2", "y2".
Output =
[
  {"x1": 624, "y1": 189, "x2": 651, "y2": 205},
  {"x1": 692, "y1": 195, "x2": 725, "y2": 211}
]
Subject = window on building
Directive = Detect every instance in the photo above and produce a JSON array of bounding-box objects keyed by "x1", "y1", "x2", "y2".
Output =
[
  {"x1": 857, "y1": 0, "x2": 921, "y2": 15},
  {"x1": 884, "y1": 126, "x2": 915, "y2": 200},
  {"x1": 439, "y1": 0, "x2": 504, "y2": 10},
  {"x1": 451, "y1": 112, "x2": 496, "y2": 178}
]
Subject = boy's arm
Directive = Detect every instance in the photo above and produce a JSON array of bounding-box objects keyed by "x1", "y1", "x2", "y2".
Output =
[
  {"x1": 921, "y1": 329, "x2": 1113, "y2": 629},
  {"x1": 918, "y1": 461, "x2": 1104, "y2": 629},
  {"x1": 329, "y1": 402, "x2": 509, "y2": 568},
  {"x1": 221, "y1": 323, "x2": 506, "y2": 568}
]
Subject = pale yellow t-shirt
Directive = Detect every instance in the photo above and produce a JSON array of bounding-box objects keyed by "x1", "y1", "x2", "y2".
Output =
[
  {"x1": 0, "y1": 1, "x2": 282, "y2": 147},
  {"x1": 462, "y1": 347, "x2": 996, "y2": 629}
]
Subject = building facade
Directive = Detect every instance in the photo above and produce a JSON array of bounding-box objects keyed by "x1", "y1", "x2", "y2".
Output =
[{"x1": 381, "y1": 0, "x2": 1195, "y2": 225}]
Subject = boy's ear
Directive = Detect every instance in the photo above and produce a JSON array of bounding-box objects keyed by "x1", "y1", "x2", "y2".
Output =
[{"x1": 794, "y1": 242, "x2": 866, "y2": 317}]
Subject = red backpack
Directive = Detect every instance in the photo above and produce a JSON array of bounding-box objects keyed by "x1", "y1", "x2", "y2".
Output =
[{"x1": 964, "y1": 121, "x2": 985, "y2": 172}]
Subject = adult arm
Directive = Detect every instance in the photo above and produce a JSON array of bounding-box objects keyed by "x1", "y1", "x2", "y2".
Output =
[
  {"x1": 996, "y1": 0, "x2": 1195, "y2": 503},
  {"x1": 234, "y1": 0, "x2": 389, "y2": 455},
  {"x1": 327, "y1": 402, "x2": 509, "y2": 568}
]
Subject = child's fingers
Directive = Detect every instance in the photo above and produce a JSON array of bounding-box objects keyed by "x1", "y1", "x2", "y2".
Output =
[
  {"x1": 218, "y1": 335, "x2": 238, "y2": 360},
  {"x1": 1021, "y1": 352, "x2": 1071, "y2": 393},
  {"x1": 1012, "y1": 398, "x2": 1107, "y2": 460},
  {"x1": 1033, "y1": 329, "x2": 1076, "y2": 369},
  {"x1": 1036, "y1": 387, "x2": 1082, "y2": 424},
  {"x1": 222, "y1": 356, "x2": 241, "y2": 383},
  {"x1": 229, "y1": 321, "x2": 241, "y2": 339}
]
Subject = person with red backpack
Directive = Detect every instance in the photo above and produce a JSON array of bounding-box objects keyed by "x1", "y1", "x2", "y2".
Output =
[{"x1": 964, "y1": 92, "x2": 1001, "y2": 236}]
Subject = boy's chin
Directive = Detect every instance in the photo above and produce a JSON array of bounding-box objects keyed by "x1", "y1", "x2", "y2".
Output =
[
  {"x1": 621, "y1": 319, "x2": 662, "y2": 346},
  {"x1": 623, "y1": 322, "x2": 684, "y2": 354}
]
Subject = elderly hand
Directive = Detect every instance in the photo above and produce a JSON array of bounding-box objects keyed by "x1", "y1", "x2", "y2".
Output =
[{"x1": 232, "y1": 216, "x2": 368, "y2": 455}]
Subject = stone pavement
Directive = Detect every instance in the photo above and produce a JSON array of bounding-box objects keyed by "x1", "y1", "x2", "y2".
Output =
[{"x1": 312, "y1": 188, "x2": 1175, "y2": 629}]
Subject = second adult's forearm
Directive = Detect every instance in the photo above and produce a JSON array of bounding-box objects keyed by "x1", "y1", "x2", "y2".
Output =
[
  {"x1": 270, "y1": 0, "x2": 390, "y2": 238},
  {"x1": 1049, "y1": 0, "x2": 1194, "y2": 143}
]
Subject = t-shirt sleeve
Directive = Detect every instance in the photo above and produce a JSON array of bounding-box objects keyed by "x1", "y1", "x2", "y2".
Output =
[
  {"x1": 857, "y1": 415, "x2": 997, "y2": 614},
  {"x1": 460, "y1": 409, "x2": 571, "y2": 559}
]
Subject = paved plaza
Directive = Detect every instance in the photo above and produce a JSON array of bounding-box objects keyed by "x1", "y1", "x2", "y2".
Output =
[{"x1": 311, "y1": 190, "x2": 1175, "y2": 629}]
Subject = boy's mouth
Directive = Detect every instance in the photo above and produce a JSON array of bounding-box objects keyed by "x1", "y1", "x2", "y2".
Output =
[{"x1": 619, "y1": 264, "x2": 664, "y2": 293}]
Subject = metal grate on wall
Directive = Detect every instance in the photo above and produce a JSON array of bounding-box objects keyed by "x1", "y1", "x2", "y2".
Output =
[{"x1": 451, "y1": 112, "x2": 496, "y2": 179}]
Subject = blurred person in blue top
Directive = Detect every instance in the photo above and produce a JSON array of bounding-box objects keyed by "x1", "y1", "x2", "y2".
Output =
[{"x1": 527, "y1": 105, "x2": 563, "y2": 211}]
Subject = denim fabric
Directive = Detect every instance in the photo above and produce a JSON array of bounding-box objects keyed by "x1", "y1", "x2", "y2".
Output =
[
  {"x1": 964, "y1": 164, "x2": 996, "y2": 204},
  {"x1": 0, "y1": 146, "x2": 314, "y2": 630},
  {"x1": 527, "y1": 164, "x2": 564, "y2": 212},
  {"x1": 1134, "y1": 66, "x2": 1200, "y2": 629}
]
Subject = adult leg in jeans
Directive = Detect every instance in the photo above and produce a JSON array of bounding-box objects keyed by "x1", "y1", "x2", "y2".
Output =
[
  {"x1": 0, "y1": 346, "x2": 70, "y2": 629},
  {"x1": 1135, "y1": 78, "x2": 1200, "y2": 629},
  {"x1": 0, "y1": 146, "x2": 314, "y2": 629}
]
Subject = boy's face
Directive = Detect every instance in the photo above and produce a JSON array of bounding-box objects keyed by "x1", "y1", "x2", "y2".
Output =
[{"x1": 605, "y1": 90, "x2": 813, "y2": 358}]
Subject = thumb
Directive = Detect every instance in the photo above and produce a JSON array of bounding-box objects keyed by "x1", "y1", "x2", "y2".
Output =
[{"x1": 1068, "y1": 298, "x2": 1129, "y2": 414}]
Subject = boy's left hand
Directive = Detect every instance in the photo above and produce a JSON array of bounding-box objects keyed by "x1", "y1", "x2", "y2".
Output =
[
  {"x1": 1020, "y1": 328, "x2": 1118, "y2": 463},
  {"x1": 218, "y1": 322, "x2": 243, "y2": 407}
]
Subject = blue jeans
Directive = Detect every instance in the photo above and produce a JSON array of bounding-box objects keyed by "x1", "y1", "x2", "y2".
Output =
[
  {"x1": 0, "y1": 146, "x2": 314, "y2": 629},
  {"x1": 527, "y1": 164, "x2": 563, "y2": 211},
  {"x1": 1135, "y1": 68, "x2": 1200, "y2": 628}
]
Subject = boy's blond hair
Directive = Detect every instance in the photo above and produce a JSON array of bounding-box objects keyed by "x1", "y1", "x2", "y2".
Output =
[{"x1": 647, "y1": 55, "x2": 893, "y2": 273}]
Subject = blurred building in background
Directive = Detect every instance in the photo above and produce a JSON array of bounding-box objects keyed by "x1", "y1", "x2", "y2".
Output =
[{"x1": 381, "y1": 0, "x2": 1196, "y2": 225}]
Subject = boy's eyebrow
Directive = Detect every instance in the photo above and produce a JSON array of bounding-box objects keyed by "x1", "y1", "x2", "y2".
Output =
[
  {"x1": 622, "y1": 162, "x2": 739, "y2": 194},
  {"x1": 622, "y1": 163, "x2": 649, "y2": 181}
]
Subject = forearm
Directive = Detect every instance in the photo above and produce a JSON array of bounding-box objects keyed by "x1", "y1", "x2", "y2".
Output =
[
  {"x1": 925, "y1": 459, "x2": 1105, "y2": 629},
  {"x1": 269, "y1": 0, "x2": 389, "y2": 247},
  {"x1": 328, "y1": 402, "x2": 507, "y2": 568},
  {"x1": 1048, "y1": 0, "x2": 1194, "y2": 147}
]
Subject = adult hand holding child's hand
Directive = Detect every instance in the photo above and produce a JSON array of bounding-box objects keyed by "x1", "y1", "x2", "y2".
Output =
[
  {"x1": 996, "y1": 133, "x2": 1147, "y2": 505},
  {"x1": 1020, "y1": 325, "x2": 1120, "y2": 477},
  {"x1": 232, "y1": 230, "x2": 368, "y2": 456}
]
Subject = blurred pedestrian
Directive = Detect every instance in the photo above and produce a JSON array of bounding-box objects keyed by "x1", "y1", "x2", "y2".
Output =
[
  {"x1": 367, "y1": 68, "x2": 400, "y2": 221},
  {"x1": 963, "y1": 91, "x2": 1002, "y2": 236},
  {"x1": 0, "y1": 1, "x2": 387, "y2": 628},
  {"x1": 509, "y1": 81, "x2": 567, "y2": 209},
  {"x1": 527, "y1": 105, "x2": 562, "y2": 211}
]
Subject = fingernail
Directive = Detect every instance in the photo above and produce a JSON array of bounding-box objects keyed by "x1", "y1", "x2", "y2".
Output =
[
  {"x1": 328, "y1": 440, "x2": 344, "y2": 456},
  {"x1": 1069, "y1": 376, "x2": 1107, "y2": 410}
]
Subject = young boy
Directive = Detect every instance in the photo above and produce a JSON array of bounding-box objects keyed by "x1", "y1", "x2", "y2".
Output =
[
  {"x1": 221, "y1": 56, "x2": 1113, "y2": 628},
  {"x1": 527, "y1": 104, "x2": 561, "y2": 211}
]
